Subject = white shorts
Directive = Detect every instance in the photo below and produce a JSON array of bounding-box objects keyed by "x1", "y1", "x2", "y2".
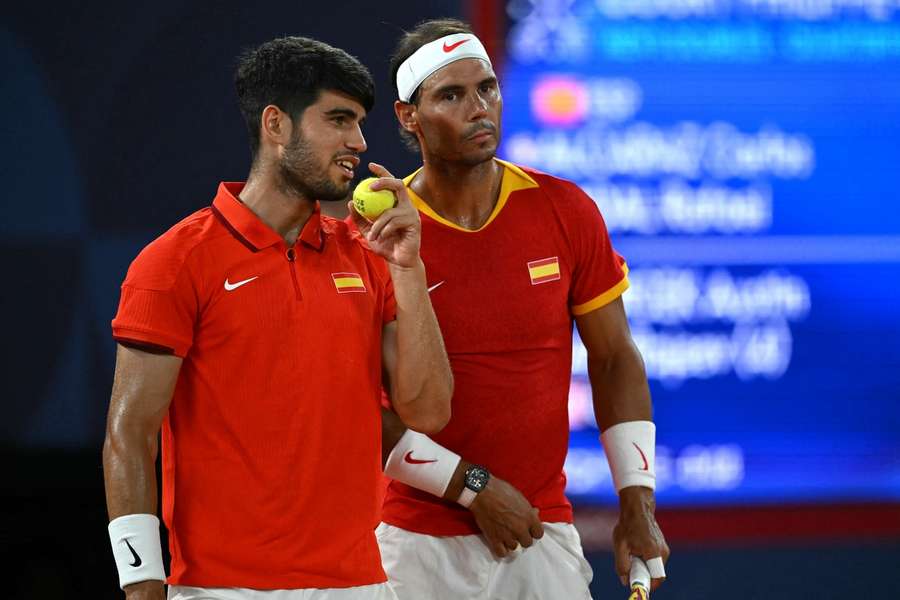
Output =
[
  {"x1": 167, "y1": 582, "x2": 398, "y2": 600},
  {"x1": 376, "y1": 522, "x2": 593, "y2": 600}
]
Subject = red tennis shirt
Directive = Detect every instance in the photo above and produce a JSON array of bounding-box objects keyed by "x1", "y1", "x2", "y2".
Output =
[
  {"x1": 381, "y1": 160, "x2": 628, "y2": 536},
  {"x1": 112, "y1": 182, "x2": 395, "y2": 589}
]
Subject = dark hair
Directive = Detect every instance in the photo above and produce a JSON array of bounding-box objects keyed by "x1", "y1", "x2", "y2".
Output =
[
  {"x1": 235, "y1": 36, "x2": 375, "y2": 160},
  {"x1": 389, "y1": 18, "x2": 474, "y2": 151}
]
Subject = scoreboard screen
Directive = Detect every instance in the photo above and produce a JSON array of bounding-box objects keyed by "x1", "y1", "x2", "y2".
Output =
[{"x1": 499, "y1": 0, "x2": 900, "y2": 505}]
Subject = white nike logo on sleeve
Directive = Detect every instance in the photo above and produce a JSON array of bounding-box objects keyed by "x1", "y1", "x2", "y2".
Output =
[{"x1": 427, "y1": 281, "x2": 445, "y2": 293}]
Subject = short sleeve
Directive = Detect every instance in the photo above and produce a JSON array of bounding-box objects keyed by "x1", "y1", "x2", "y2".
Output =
[
  {"x1": 111, "y1": 242, "x2": 199, "y2": 357},
  {"x1": 565, "y1": 185, "x2": 629, "y2": 316}
]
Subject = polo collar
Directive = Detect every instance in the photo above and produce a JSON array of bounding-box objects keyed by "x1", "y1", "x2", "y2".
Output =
[
  {"x1": 402, "y1": 158, "x2": 539, "y2": 233},
  {"x1": 211, "y1": 182, "x2": 325, "y2": 251}
]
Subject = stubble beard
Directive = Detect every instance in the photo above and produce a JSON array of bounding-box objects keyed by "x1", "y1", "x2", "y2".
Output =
[{"x1": 277, "y1": 131, "x2": 349, "y2": 202}]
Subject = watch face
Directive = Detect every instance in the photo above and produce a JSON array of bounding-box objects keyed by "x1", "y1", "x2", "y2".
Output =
[{"x1": 465, "y1": 465, "x2": 490, "y2": 493}]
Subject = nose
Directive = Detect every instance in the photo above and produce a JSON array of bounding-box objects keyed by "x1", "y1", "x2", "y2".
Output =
[
  {"x1": 468, "y1": 91, "x2": 488, "y2": 120},
  {"x1": 346, "y1": 124, "x2": 367, "y2": 154}
]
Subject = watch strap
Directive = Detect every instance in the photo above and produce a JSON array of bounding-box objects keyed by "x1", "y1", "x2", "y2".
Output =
[{"x1": 457, "y1": 486, "x2": 478, "y2": 508}]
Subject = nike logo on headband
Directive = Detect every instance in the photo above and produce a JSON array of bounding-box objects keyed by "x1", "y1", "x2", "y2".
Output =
[{"x1": 443, "y1": 39, "x2": 470, "y2": 53}]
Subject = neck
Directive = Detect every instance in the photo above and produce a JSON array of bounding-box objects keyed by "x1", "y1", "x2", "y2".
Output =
[
  {"x1": 412, "y1": 155, "x2": 502, "y2": 230},
  {"x1": 238, "y1": 162, "x2": 316, "y2": 246}
]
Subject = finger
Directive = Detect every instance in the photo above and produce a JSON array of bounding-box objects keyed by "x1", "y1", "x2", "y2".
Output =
[
  {"x1": 646, "y1": 555, "x2": 666, "y2": 579},
  {"x1": 367, "y1": 210, "x2": 397, "y2": 241},
  {"x1": 347, "y1": 201, "x2": 371, "y2": 233},
  {"x1": 368, "y1": 177, "x2": 413, "y2": 209},
  {"x1": 367, "y1": 177, "x2": 403, "y2": 193},
  {"x1": 529, "y1": 509, "x2": 544, "y2": 539},
  {"x1": 368, "y1": 210, "x2": 415, "y2": 241},
  {"x1": 515, "y1": 527, "x2": 534, "y2": 548},
  {"x1": 613, "y1": 532, "x2": 632, "y2": 586},
  {"x1": 368, "y1": 161, "x2": 396, "y2": 179},
  {"x1": 650, "y1": 576, "x2": 667, "y2": 592},
  {"x1": 488, "y1": 538, "x2": 508, "y2": 558}
]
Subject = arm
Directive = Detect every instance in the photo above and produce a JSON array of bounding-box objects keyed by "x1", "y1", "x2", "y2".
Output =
[
  {"x1": 103, "y1": 343, "x2": 182, "y2": 599},
  {"x1": 356, "y1": 161, "x2": 452, "y2": 434},
  {"x1": 575, "y1": 297, "x2": 670, "y2": 590},
  {"x1": 380, "y1": 407, "x2": 543, "y2": 557}
]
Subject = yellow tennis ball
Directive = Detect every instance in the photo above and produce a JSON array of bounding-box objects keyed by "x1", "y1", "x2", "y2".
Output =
[{"x1": 352, "y1": 177, "x2": 396, "y2": 221}]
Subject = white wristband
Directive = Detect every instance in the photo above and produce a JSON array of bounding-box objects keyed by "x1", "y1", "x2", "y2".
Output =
[
  {"x1": 108, "y1": 513, "x2": 166, "y2": 589},
  {"x1": 384, "y1": 429, "x2": 461, "y2": 497},
  {"x1": 600, "y1": 420, "x2": 656, "y2": 493}
]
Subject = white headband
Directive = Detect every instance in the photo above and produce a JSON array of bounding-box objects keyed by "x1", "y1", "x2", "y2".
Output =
[{"x1": 396, "y1": 33, "x2": 492, "y2": 102}]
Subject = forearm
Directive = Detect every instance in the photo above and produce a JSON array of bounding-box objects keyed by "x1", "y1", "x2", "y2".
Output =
[
  {"x1": 589, "y1": 338, "x2": 652, "y2": 431},
  {"x1": 589, "y1": 341, "x2": 657, "y2": 512},
  {"x1": 103, "y1": 427, "x2": 160, "y2": 520},
  {"x1": 388, "y1": 259, "x2": 453, "y2": 433}
]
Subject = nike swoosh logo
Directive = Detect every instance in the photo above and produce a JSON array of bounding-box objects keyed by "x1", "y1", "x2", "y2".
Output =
[
  {"x1": 632, "y1": 442, "x2": 649, "y2": 471},
  {"x1": 404, "y1": 451, "x2": 438, "y2": 465},
  {"x1": 224, "y1": 276, "x2": 258, "y2": 291},
  {"x1": 427, "y1": 281, "x2": 445, "y2": 293},
  {"x1": 124, "y1": 539, "x2": 142, "y2": 568},
  {"x1": 443, "y1": 39, "x2": 470, "y2": 53}
]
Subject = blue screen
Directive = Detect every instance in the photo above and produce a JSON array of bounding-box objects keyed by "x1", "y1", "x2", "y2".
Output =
[{"x1": 499, "y1": 0, "x2": 900, "y2": 505}]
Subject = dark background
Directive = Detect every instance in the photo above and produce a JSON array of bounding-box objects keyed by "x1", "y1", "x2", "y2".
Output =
[{"x1": 3, "y1": 2, "x2": 898, "y2": 598}]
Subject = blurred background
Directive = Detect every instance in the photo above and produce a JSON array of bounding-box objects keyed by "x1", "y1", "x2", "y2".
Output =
[{"x1": 4, "y1": 1, "x2": 899, "y2": 598}]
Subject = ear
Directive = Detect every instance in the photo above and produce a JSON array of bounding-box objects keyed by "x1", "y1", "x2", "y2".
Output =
[
  {"x1": 260, "y1": 104, "x2": 293, "y2": 148},
  {"x1": 394, "y1": 100, "x2": 418, "y2": 135}
]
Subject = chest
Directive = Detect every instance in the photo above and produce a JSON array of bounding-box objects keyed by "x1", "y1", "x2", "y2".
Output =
[
  {"x1": 420, "y1": 217, "x2": 573, "y2": 352},
  {"x1": 195, "y1": 245, "x2": 382, "y2": 354}
]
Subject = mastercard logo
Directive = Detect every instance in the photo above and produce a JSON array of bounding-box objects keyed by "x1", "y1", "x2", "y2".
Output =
[{"x1": 530, "y1": 75, "x2": 589, "y2": 127}]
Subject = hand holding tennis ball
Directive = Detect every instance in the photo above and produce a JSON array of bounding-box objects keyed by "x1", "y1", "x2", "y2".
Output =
[
  {"x1": 348, "y1": 163, "x2": 422, "y2": 270},
  {"x1": 352, "y1": 177, "x2": 397, "y2": 221}
]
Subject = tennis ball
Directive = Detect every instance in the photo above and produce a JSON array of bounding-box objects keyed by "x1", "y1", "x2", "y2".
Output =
[{"x1": 352, "y1": 177, "x2": 396, "y2": 221}]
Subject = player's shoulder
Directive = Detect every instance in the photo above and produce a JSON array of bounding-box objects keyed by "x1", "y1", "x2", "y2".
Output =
[
  {"x1": 506, "y1": 161, "x2": 597, "y2": 212},
  {"x1": 125, "y1": 207, "x2": 222, "y2": 290}
]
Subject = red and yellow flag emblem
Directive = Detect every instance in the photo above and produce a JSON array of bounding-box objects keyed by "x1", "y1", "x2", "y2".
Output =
[
  {"x1": 528, "y1": 257, "x2": 561, "y2": 285},
  {"x1": 332, "y1": 272, "x2": 366, "y2": 293}
]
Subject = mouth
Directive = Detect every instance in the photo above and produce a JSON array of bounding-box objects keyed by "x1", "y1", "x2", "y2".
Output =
[
  {"x1": 467, "y1": 129, "x2": 495, "y2": 142},
  {"x1": 334, "y1": 156, "x2": 359, "y2": 179}
]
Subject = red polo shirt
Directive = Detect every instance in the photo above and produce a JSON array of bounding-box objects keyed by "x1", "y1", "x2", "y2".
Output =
[
  {"x1": 381, "y1": 160, "x2": 628, "y2": 536},
  {"x1": 112, "y1": 182, "x2": 394, "y2": 589}
]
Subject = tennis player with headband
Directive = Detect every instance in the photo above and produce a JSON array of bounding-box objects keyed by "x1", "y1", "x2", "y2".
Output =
[{"x1": 375, "y1": 19, "x2": 670, "y2": 599}]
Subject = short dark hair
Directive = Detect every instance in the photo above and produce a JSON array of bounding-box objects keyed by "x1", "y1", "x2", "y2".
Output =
[
  {"x1": 389, "y1": 18, "x2": 474, "y2": 151},
  {"x1": 235, "y1": 36, "x2": 375, "y2": 160}
]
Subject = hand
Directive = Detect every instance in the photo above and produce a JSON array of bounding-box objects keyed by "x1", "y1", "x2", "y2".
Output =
[
  {"x1": 613, "y1": 486, "x2": 670, "y2": 591},
  {"x1": 124, "y1": 580, "x2": 165, "y2": 599},
  {"x1": 348, "y1": 162, "x2": 422, "y2": 269},
  {"x1": 470, "y1": 476, "x2": 544, "y2": 558}
]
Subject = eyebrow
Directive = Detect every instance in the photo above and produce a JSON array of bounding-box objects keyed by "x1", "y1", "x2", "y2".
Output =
[
  {"x1": 324, "y1": 107, "x2": 365, "y2": 124},
  {"x1": 431, "y1": 77, "x2": 498, "y2": 97}
]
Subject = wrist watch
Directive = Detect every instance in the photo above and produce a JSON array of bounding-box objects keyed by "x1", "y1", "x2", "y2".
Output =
[{"x1": 457, "y1": 464, "x2": 490, "y2": 508}]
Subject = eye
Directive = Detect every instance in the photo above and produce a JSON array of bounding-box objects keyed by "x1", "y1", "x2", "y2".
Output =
[
  {"x1": 443, "y1": 92, "x2": 457, "y2": 101},
  {"x1": 332, "y1": 116, "x2": 346, "y2": 125}
]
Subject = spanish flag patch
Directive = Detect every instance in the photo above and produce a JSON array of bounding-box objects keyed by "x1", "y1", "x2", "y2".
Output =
[
  {"x1": 528, "y1": 257, "x2": 561, "y2": 285},
  {"x1": 332, "y1": 272, "x2": 366, "y2": 293}
]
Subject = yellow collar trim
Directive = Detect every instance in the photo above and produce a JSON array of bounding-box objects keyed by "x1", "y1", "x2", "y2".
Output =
[{"x1": 402, "y1": 158, "x2": 539, "y2": 233}]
